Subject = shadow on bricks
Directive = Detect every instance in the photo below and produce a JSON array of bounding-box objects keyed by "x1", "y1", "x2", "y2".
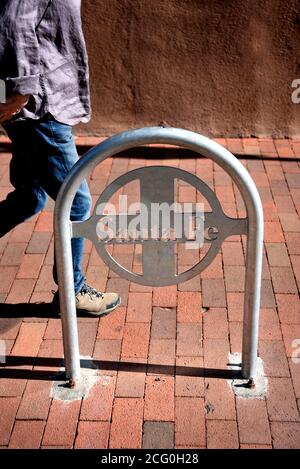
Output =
[{"x1": 0, "y1": 355, "x2": 242, "y2": 382}]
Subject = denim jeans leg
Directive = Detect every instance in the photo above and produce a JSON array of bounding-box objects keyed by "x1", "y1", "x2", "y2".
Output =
[
  {"x1": 0, "y1": 122, "x2": 48, "y2": 237},
  {"x1": 68, "y1": 179, "x2": 91, "y2": 293},
  {"x1": 30, "y1": 119, "x2": 92, "y2": 294},
  {"x1": 4, "y1": 117, "x2": 92, "y2": 294},
  {"x1": 53, "y1": 179, "x2": 91, "y2": 293}
]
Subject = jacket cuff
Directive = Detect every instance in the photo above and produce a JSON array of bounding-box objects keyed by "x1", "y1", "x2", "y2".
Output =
[{"x1": 5, "y1": 74, "x2": 40, "y2": 96}]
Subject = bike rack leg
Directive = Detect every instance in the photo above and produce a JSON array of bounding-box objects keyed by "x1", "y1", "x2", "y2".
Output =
[
  {"x1": 240, "y1": 203, "x2": 264, "y2": 381},
  {"x1": 55, "y1": 214, "x2": 81, "y2": 385}
]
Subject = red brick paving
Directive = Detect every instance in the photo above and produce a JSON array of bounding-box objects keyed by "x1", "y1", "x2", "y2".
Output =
[
  {"x1": 236, "y1": 399, "x2": 271, "y2": 445},
  {"x1": 109, "y1": 398, "x2": 143, "y2": 448},
  {"x1": 75, "y1": 421, "x2": 110, "y2": 449},
  {"x1": 80, "y1": 376, "x2": 116, "y2": 421},
  {"x1": 9, "y1": 420, "x2": 45, "y2": 449},
  {"x1": 175, "y1": 397, "x2": 206, "y2": 447},
  {"x1": 207, "y1": 420, "x2": 239, "y2": 449},
  {"x1": 205, "y1": 379, "x2": 236, "y2": 420},
  {"x1": 0, "y1": 138, "x2": 300, "y2": 448},
  {"x1": 42, "y1": 400, "x2": 81, "y2": 446}
]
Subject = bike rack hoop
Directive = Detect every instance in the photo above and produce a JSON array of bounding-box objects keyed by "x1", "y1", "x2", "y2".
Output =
[{"x1": 54, "y1": 127, "x2": 264, "y2": 384}]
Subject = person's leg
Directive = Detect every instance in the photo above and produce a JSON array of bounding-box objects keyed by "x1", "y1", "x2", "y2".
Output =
[
  {"x1": 24, "y1": 117, "x2": 92, "y2": 294},
  {"x1": 3, "y1": 116, "x2": 120, "y2": 315},
  {"x1": 0, "y1": 122, "x2": 48, "y2": 238},
  {"x1": 30, "y1": 117, "x2": 120, "y2": 315}
]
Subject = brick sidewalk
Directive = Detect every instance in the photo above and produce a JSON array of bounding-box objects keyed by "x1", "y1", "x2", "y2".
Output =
[{"x1": 0, "y1": 137, "x2": 300, "y2": 449}]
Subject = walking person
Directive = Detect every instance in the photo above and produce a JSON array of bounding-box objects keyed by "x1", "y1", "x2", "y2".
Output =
[{"x1": 0, "y1": 0, "x2": 120, "y2": 316}]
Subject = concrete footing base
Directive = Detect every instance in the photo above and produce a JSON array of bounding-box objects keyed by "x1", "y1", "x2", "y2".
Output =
[
  {"x1": 228, "y1": 353, "x2": 268, "y2": 399},
  {"x1": 51, "y1": 357, "x2": 102, "y2": 401}
]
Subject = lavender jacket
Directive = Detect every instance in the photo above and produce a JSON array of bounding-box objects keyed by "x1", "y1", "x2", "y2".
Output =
[{"x1": 0, "y1": 0, "x2": 91, "y2": 125}]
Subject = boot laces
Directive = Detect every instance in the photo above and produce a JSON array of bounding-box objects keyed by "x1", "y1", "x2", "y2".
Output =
[{"x1": 80, "y1": 283, "x2": 104, "y2": 299}]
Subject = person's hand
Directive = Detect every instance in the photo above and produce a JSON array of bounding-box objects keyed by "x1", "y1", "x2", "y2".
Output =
[{"x1": 0, "y1": 93, "x2": 30, "y2": 123}]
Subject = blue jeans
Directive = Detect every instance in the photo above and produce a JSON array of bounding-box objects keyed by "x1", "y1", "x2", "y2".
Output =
[{"x1": 1, "y1": 115, "x2": 92, "y2": 294}]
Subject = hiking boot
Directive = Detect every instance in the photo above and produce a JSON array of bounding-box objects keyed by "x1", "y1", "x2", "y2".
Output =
[{"x1": 52, "y1": 283, "x2": 121, "y2": 317}]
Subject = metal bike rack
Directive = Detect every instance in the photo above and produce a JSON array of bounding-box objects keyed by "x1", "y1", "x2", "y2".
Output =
[{"x1": 54, "y1": 127, "x2": 264, "y2": 385}]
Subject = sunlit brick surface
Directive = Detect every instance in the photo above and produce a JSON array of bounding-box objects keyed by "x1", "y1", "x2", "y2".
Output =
[{"x1": 0, "y1": 137, "x2": 300, "y2": 448}]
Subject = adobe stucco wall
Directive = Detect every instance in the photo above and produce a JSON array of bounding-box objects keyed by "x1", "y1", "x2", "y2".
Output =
[{"x1": 81, "y1": 0, "x2": 300, "y2": 137}]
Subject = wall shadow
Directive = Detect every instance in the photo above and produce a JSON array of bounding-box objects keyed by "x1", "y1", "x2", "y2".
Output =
[{"x1": 1, "y1": 144, "x2": 299, "y2": 162}]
